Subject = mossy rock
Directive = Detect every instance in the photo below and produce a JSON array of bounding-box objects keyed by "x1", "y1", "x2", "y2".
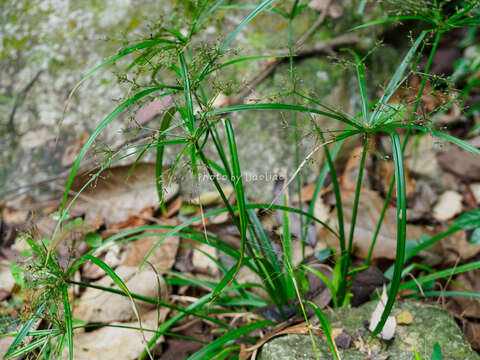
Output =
[{"x1": 259, "y1": 301, "x2": 480, "y2": 360}]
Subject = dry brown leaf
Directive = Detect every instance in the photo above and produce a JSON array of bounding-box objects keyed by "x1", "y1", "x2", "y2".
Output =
[
  {"x1": 465, "y1": 322, "x2": 480, "y2": 350},
  {"x1": 66, "y1": 309, "x2": 168, "y2": 360},
  {"x1": 441, "y1": 229, "x2": 480, "y2": 263},
  {"x1": 450, "y1": 269, "x2": 480, "y2": 319},
  {"x1": 74, "y1": 266, "x2": 167, "y2": 323},
  {"x1": 380, "y1": 161, "x2": 415, "y2": 199},
  {"x1": 341, "y1": 146, "x2": 372, "y2": 196},
  {"x1": 326, "y1": 189, "x2": 430, "y2": 260},
  {"x1": 123, "y1": 226, "x2": 179, "y2": 272},
  {"x1": 69, "y1": 163, "x2": 178, "y2": 226},
  {"x1": 162, "y1": 195, "x2": 183, "y2": 219}
]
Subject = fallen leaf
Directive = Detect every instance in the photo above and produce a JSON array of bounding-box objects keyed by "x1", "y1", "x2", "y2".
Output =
[
  {"x1": 66, "y1": 309, "x2": 167, "y2": 360},
  {"x1": 122, "y1": 225, "x2": 179, "y2": 272},
  {"x1": 326, "y1": 189, "x2": 430, "y2": 260},
  {"x1": 341, "y1": 146, "x2": 372, "y2": 196},
  {"x1": 162, "y1": 195, "x2": 183, "y2": 218},
  {"x1": 380, "y1": 160, "x2": 415, "y2": 199},
  {"x1": 74, "y1": 266, "x2": 166, "y2": 323},
  {"x1": 369, "y1": 285, "x2": 396, "y2": 340},
  {"x1": 441, "y1": 229, "x2": 480, "y2": 263},
  {"x1": 466, "y1": 322, "x2": 480, "y2": 350},
  {"x1": 69, "y1": 163, "x2": 178, "y2": 226}
]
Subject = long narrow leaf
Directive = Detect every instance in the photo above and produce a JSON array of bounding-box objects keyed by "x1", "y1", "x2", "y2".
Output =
[
  {"x1": 213, "y1": 103, "x2": 361, "y2": 128},
  {"x1": 156, "y1": 107, "x2": 176, "y2": 210},
  {"x1": 67, "y1": 40, "x2": 175, "y2": 100},
  {"x1": 371, "y1": 130, "x2": 406, "y2": 339},
  {"x1": 306, "y1": 301, "x2": 340, "y2": 360},
  {"x1": 61, "y1": 285, "x2": 73, "y2": 360},
  {"x1": 371, "y1": 32, "x2": 426, "y2": 125},
  {"x1": 3, "y1": 303, "x2": 45, "y2": 359}
]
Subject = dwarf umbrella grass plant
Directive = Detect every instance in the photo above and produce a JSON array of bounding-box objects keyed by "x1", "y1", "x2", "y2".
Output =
[{"x1": 6, "y1": 1, "x2": 480, "y2": 359}]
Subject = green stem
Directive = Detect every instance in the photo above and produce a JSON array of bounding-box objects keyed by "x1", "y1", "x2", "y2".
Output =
[{"x1": 347, "y1": 135, "x2": 370, "y2": 255}]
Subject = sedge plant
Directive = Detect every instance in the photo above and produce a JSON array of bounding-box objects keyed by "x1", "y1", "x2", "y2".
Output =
[{"x1": 4, "y1": 1, "x2": 480, "y2": 359}]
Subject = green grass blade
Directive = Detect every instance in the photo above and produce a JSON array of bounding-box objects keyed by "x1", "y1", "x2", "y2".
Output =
[
  {"x1": 347, "y1": 50, "x2": 369, "y2": 124},
  {"x1": 211, "y1": 265, "x2": 238, "y2": 299},
  {"x1": 156, "y1": 107, "x2": 176, "y2": 212},
  {"x1": 371, "y1": 130, "x2": 406, "y2": 339},
  {"x1": 139, "y1": 202, "x2": 339, "y2": 271},
  {"x1": 213, "y1": 103, "x2": 361, "y2": 128},
  {"x1": 198, "y1": 0, "x2": 274, "y2": 79},
  {"x1": 303, "y1": 137, "x2": 344, "y2": 246},
  {"x1": 211, "y1": 118, "x2": 248, "y2": 298},
  {"x1": 3, "y1": 303, "x2": 45, "y2": 359},
  {"x1": 201, "y1": 54, "x2": 287, "y2": 79},
  {"x1": 400, "y1": 261, "x2": 480, "y2": 291},
  {"x1": 220, "y1": 0, "x2": 273, "y2": 52},
  {"x1": 4, "y1": 336, "x2": 50, "y2": 359},
  {"x1": 179, "y1": 52, "x2": 195, "y2": 133},
  {"x1": 303, "y1": 266, "x2": 338, "y2": 307},
  {"x1": 61, "y1": 284, "x2": 73, "y2": 360},
  {"x1": 84, "y1": 255, "x2": 152, "y2": 359},
  {"x1": 67, "y1": 40, "x2": 175, "y2": 100},
  {"x1": 430, "y1": 342, "x2": 442, "y2": 360},
  {"x1": 347, "y1": 135, "x2": 369, "y2": 254},
  {"x1": 385, "y1": 124, "x2": 480, "y2": 155},
  {"x1": 350, "y1": 16, "x2": 434, "y2": 31},
  {"x1": 61, "y1": 86, "x2": 173, "y2": 212},
  {"x1": 139, "y1": 294, "x2": 213, "y2": 360},
  {"x1": 191, "y1": 0, "x2": 229, "y2": 35},
  {"x1": 306, "y1": 301, "x2": 340, "y2": 360},
  {"x1": 371, "y1": 32, "x2": 426, "y2": 126},
  {"x1": 186, "y1": 321, "x2": 272, "y2": 360}
]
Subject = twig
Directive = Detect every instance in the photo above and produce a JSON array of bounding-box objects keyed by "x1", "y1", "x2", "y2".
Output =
[
  {"x1": 231, "y1": 1, "x2": 359, "y2": 105},
  {"x1": 7, "y1": 70, "x2": 44, "y2": 134}
]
